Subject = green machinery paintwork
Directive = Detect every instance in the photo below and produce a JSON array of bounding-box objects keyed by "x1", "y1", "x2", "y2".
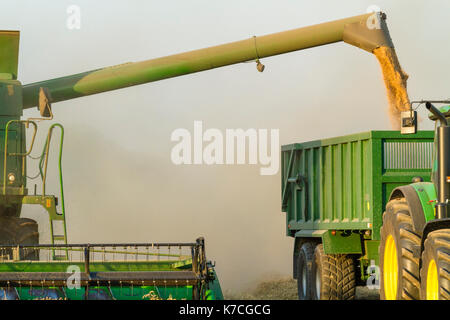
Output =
[
  {"x1": 0, "y1": 241, "x2": 223, "y2": 300},
  {"x1": 12, "y1": 286, "x2": 190, "y2": 300},
  {"x1": 0, "y1": 261, "x2": 224, "y2": 300},
  {"x1": 411, "y1": 182, "x2": 437, "y2": 222},
  {"x1": 282, "y1": 130, "x2": 435, "y2": 251},
  {"x1": 0, "y1": 31, "x2": 19, "y2": 79}
]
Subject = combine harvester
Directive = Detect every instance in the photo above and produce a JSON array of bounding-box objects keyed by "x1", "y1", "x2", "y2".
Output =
[{"x1": 1, "y1": 11, "x2": 443, "y2": 299}]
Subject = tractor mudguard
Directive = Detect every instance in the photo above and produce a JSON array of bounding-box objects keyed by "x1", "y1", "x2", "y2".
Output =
[{"x1": 389, "y1": 182, "x2": 436, "y2": 236}]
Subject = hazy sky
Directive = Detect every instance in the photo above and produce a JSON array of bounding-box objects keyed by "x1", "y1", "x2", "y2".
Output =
[{"x1": 1, "y1": 0, "x2": 449, "y2": 291}]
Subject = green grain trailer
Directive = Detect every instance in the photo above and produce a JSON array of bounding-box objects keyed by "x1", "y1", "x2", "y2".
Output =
[
  {"x1": 283, "y1": 108, "x2": 450, "y2": 300},
  {"x1": 282, "y1": 130, "x2": 435, "y2": 299}
]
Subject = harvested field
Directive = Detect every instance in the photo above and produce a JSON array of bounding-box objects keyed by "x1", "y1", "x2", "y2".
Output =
[{"x1": 223, "y1": 277, "x2": 380, "y2": 300}]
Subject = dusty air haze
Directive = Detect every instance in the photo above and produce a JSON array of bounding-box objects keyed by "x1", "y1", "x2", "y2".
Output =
[{"x1": 1, "y1": 0, "x2": 449, "y2": 291}]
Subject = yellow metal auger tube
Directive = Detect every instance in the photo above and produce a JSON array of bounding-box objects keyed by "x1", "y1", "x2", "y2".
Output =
[{"x1": 22, "y1": 12, "x2": 393, "y2": 109}]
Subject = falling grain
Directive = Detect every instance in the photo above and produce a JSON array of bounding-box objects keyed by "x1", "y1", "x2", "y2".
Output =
[{"x1": 373, "y1": 46, "x2": 411, "y2": 129}]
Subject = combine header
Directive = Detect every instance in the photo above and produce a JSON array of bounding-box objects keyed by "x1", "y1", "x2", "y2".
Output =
[{"x1": 0, "y1": 238, "x2": 222, "y2": 300}]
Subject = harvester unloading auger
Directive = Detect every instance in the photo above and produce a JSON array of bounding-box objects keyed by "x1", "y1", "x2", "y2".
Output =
[{"x1": 0, "y1": 12, "x2": 404, "y2": 299}]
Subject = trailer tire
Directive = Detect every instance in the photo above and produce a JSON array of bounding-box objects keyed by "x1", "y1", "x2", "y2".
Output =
[
  {"x1": 379, "y1": 198, "x2": 421, "y2": 300},
  {"x1": 0, "y1": 216, "x2": 39, "y2": 260},
  {"x1": 420, "y1": 229, "x2": 450, "y2": 300},
  {"x1": 297, "y1": 242, "x2": 315, "y2": 300},
  {"x1": 311, "y1": 244, "x2": 355, "y2": 300}
]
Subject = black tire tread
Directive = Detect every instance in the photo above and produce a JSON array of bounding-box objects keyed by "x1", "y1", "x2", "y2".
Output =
[
  {"x1": 420, "y1": 229, "x2": 450, "y2": 300},
  {"x1": 0, "y1": 216, "x2": 39, "y2": 260},
  {"x1": 314, "y1": 244, "x2": 355, "y2": 300},
  {"x1": 297, "y1": 242, "x2": 315, "y2": 300},
  {"x1": 380, "y1": 198, "x2": 421, "y2": 300}
]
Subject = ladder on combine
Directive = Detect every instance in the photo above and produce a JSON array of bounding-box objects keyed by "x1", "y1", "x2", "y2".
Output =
[
  {"x1": 39, "y1": 123, "x2": 68, "y2": 260},
  {"x1": 3, "y1": 121, "x2": 68, "y2": 260}
]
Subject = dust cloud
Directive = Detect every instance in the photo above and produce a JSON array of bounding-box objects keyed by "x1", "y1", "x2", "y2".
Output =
[{"x1": 23, "y1": 125, "x2": 292, "y2": 292}]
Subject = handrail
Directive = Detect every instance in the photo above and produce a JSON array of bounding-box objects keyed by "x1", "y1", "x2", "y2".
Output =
[
  {"x1": 39, "y1": 124, "x2": 64, "y2": 200},
  {"x1": 37, "y1": 124, "x2": 68, "y2": 257}
]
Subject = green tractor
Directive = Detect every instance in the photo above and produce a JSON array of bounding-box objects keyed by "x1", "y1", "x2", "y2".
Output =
[
  {"x1": 379, "y1": 101, "x2": 450, "y2": 300},
  {"x1": 282, "y1": 102, "x2": 450, "y2": 300},
  {"x1": 283, "y1": 102, "x2": 450, "y2": 300}
]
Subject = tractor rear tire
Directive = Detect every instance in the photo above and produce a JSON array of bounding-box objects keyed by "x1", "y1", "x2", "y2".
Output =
[
  {"x1": 297, "y1": 242, "x2": 315, "y2": 300},
  {"x1": 0, "y1": 216, "x2": 39, "y2": 260},
  {"x1": 420, "y1": 229, "x2": 450, "y2": 300},
  {"x1": 311, "y1": 244, "x2": 355, "y2": 300},
  {"x1": 379, "y1": 198, "x2": 421, "y2": 300}
]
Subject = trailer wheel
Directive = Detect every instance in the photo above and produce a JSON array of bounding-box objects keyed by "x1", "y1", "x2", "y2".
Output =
[
  {"x1": 297, "y1": 242, "x2": 315, "y2": 300},
  {"x1": 420, "y1": 229, "x2": 450, "y2": 300},
  {"x1": 379, "y1": 198, "x2": 420, "y2": 300},
  {"x1": 311, "y1": 244, "x2": 355, "y2": 300},
  {"x1": 0, "y1": 216, "x2": 39, "y2": 260}
]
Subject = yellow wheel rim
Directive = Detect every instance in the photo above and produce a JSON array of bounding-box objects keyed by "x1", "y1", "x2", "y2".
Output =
[
  {"x1": 426, "y1": 259, "x2": 439, "y2": 300},
  {"x1": 383, "y1": 234, "x2": 398, "y2": 300}
]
